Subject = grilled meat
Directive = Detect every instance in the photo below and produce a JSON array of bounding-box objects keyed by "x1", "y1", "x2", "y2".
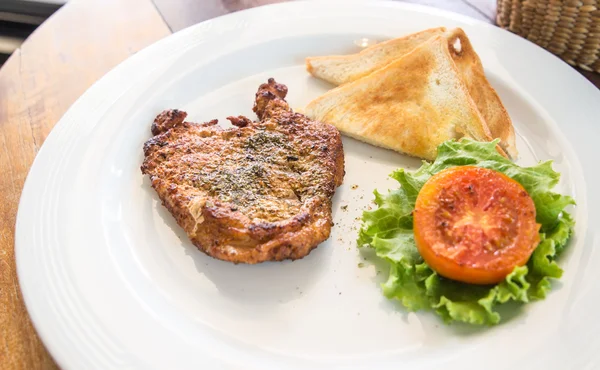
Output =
[{"x1": 141, "y1": 78, "x2": 345, "y2": 264}]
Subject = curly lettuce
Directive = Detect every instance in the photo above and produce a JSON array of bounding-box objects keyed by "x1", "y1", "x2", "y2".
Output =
[{"x1": 358, "y1": 139, "x2": 575, "y2": 325}]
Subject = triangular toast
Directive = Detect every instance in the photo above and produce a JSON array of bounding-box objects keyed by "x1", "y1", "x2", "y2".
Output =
[
  {"x1": 305, "y1": 35, "x2": 495, "y2": 161},
  {"x1": 306, "y1": 27, "x2": 446, "y2": 86},
  {"x1": 444, "y1": 28, "x2": 516, "y2": 158},
  {"x1": 306, "y1": 28, "x2": 517, "y2": 158}
]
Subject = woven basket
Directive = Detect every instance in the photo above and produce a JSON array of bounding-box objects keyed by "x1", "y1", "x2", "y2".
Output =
[{"x1": 497, "y1": 0, "x2": 600, "y2": 73}]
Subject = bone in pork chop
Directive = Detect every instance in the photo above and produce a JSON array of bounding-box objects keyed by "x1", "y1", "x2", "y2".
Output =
[{"x1": 141, "y1": 79, "x2": 345, "y2": 264}]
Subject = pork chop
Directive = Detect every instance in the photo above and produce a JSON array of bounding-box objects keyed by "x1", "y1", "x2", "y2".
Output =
[{"x1": 141, "y1": 78, "x2": 345, "y2": 264}]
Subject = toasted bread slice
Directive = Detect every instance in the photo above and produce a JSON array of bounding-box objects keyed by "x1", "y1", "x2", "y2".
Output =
[
  {"x1": 305, "y1": 35, "x2": 495, "y2": 161},
  {"x1": 306, "y1": 27, "x2": 446, "y2": 86},
  {"x1": 306, "y1": 28, "x2": 517, "y2": 158},
  {"x1": 444, "y1": 28, "x2": 517, "y2": 158}
]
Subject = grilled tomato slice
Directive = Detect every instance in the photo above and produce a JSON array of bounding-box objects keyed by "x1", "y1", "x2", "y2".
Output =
[{"x1": 413, "y1": 166, "x2": 540, "y2": 285}]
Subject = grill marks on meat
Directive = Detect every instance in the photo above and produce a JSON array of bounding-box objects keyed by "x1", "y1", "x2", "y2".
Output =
[{"x1": 141, "y1": 78, "x2": 345, "y2": 264}]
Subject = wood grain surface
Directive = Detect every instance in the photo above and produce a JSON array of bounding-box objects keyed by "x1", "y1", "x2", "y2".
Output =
[{"x1": 0, "y1": 0, "x2": 598, "y2": 368}]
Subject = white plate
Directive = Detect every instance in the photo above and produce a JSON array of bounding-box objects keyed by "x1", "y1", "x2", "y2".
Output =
[{"x1": 16, "y1": 1, "x2": 600, "y2": 369}]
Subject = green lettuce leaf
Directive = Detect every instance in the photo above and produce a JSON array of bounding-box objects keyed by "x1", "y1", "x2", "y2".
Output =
[{"x1": 359, "y1": 139, "x2": 576, "y2": 325}]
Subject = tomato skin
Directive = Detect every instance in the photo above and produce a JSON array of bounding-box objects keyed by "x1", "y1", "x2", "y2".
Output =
[{"x1": 413, "y1": 166, "x2": 540, "y2": 285}]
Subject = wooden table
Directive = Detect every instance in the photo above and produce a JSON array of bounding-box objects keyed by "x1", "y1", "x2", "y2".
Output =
[{"x1": 0, "y1": 0, "x2": 598, "y2": 368}]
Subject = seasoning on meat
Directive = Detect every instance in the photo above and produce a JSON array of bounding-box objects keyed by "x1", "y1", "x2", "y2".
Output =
[{"x1": 141, "y1": 78, "x2": 345, "y2": 264}]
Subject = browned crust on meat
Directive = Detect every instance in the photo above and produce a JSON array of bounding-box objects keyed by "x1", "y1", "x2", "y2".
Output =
[{"x1": 141, "y1": 79, "x2": 345, "y2": 264}]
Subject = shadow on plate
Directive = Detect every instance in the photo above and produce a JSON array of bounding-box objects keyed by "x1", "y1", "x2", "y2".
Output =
[
  {"x1": 487, "y1": 73, "x2": 564, "y2": 165},
  {"x1": 148, "y1": 179, "x2": 334, "y2": 307},
  {"x1": 341, "y1": 135, "x2": 424, "y2": 170}
]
